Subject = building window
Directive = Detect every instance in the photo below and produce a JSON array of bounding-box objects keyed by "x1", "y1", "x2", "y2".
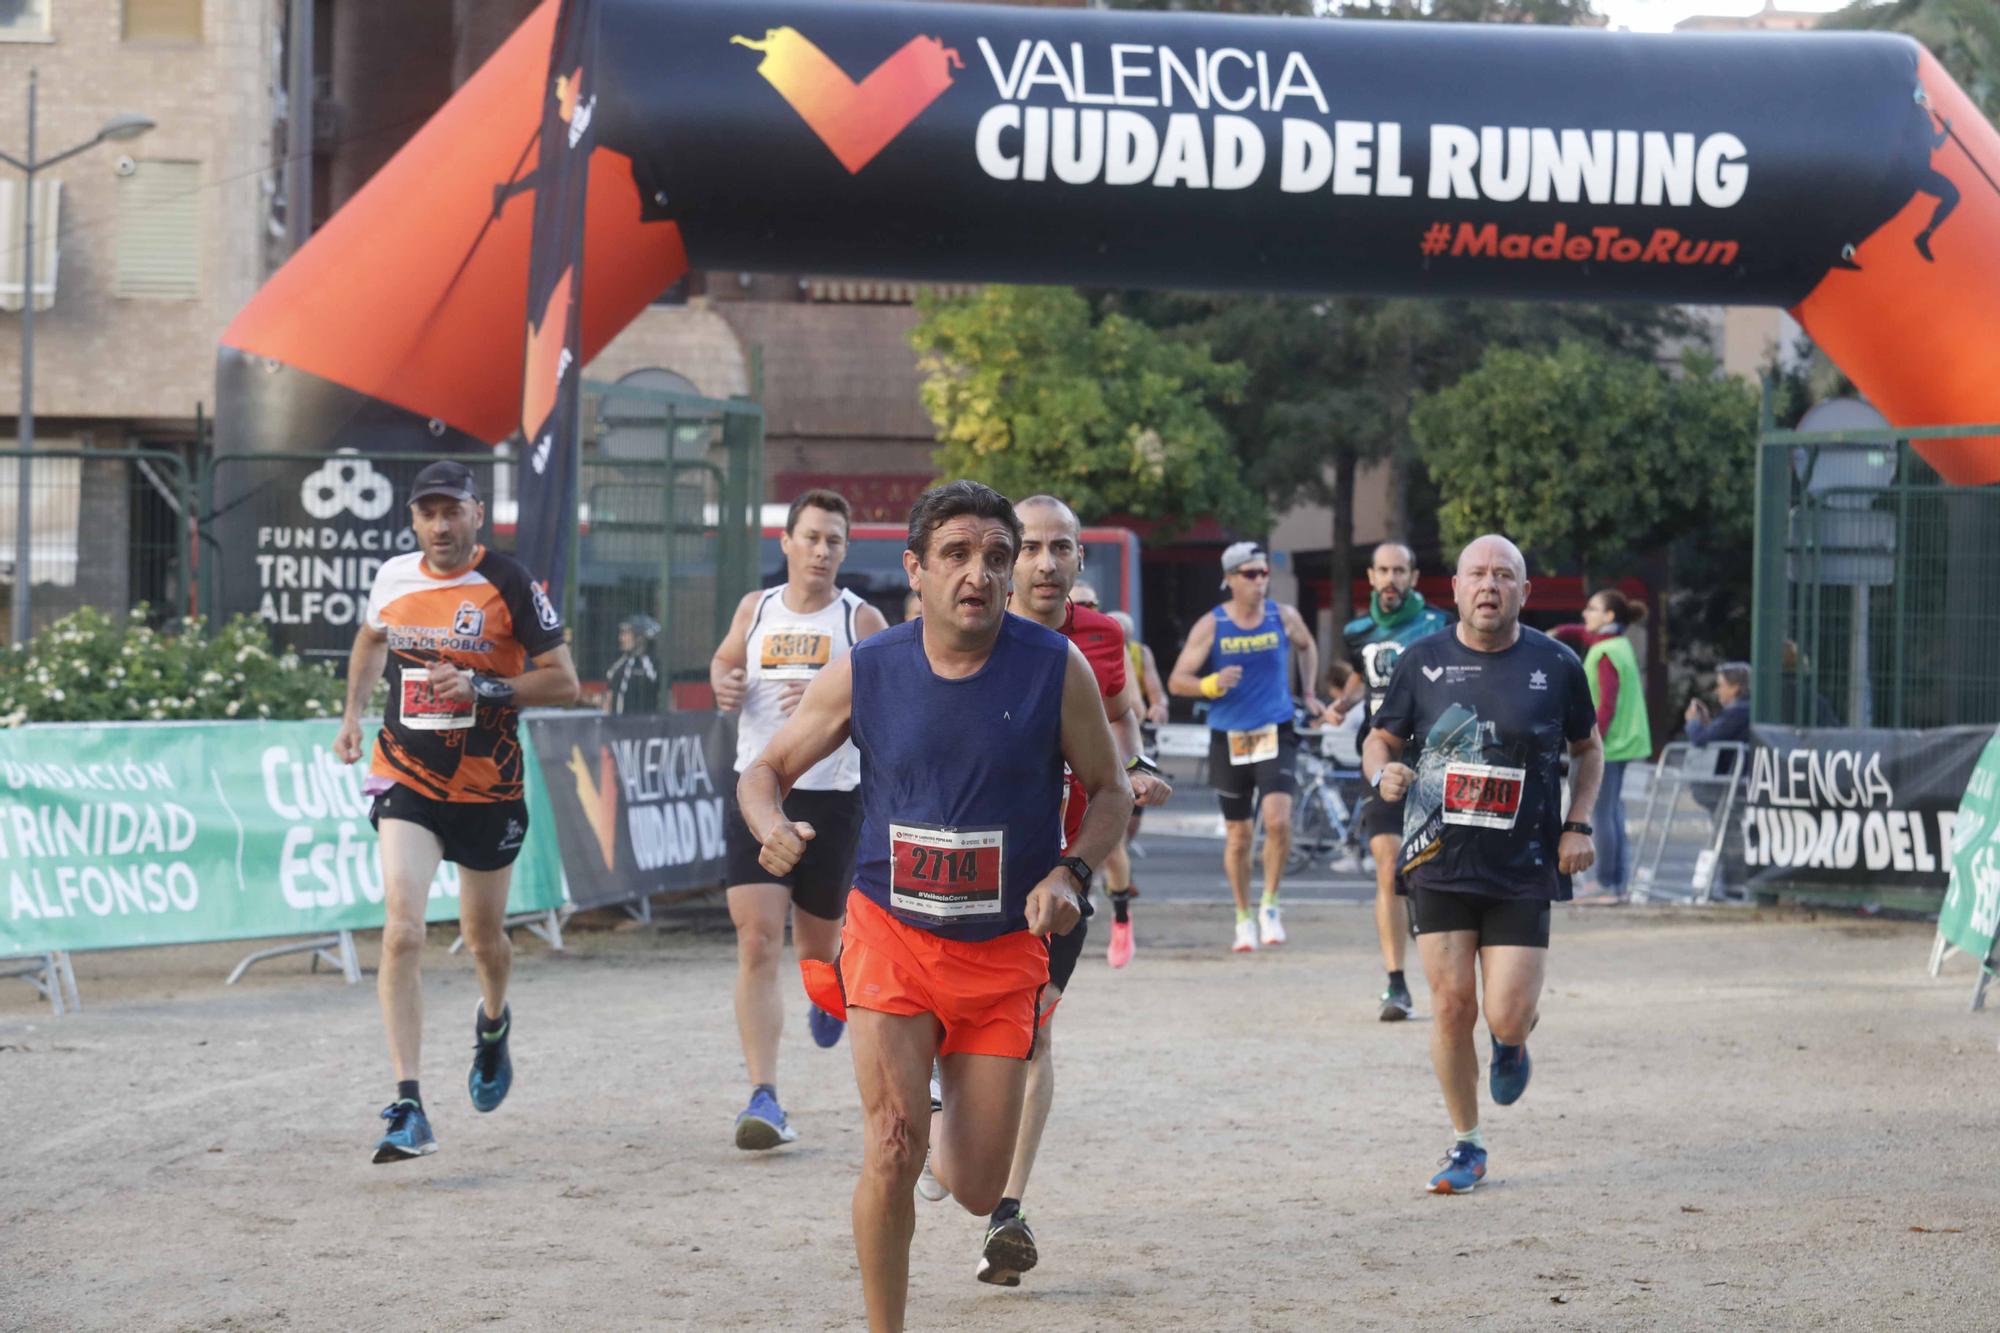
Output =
[
  {"x1": 115, "y1": 160, "x2": 201, "y2": 300},
  {"x1": 0, "y1": 0, "x2": 52, "y2": 42},
  {"x1": 123, "y1": 0, "x2": 202, "y2": 42}
]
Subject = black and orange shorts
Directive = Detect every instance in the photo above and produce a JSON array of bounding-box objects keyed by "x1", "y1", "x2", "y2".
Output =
[{"x1": 801, "y1": 890, "x2": 1049, "y2": 1060}]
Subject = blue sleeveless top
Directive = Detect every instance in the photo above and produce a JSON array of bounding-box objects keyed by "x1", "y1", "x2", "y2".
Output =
[
  {"x1": 1206, "y1": 602, "x2": 1294, "y2": 732},
  {"x1": 850, "y1": 614, "x2": 1069, "y2": 941}
]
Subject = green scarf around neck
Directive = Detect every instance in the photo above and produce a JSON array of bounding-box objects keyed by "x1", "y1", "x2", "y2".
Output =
[{"x1": 1371, "y1": 588, "x2": 1427, "y2": 632}]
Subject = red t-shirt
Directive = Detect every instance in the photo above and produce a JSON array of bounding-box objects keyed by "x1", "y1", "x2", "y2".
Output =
[{"x1": 1056, "y1": 601, "x2": 1127, "y2": 851}]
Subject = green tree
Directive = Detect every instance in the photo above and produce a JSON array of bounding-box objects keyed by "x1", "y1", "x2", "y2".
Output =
[
  {"x1": 1409, "y1": 341, "x2": 1758, "y2": 578},
  {"x1": 1823, "y1": 1, "x2": 2000, "y2": 118},
  {"x1": 909, "y1": 286, "x2": 1265, "y2": 534}
]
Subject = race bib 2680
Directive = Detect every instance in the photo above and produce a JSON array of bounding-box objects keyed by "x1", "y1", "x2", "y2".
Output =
[
  {"x1": 889, "y1": 822, "x2": 1004, "y2": 922},
  {"x1": 1442, "y1": 762, "x2": 1525, "y2": 830}
]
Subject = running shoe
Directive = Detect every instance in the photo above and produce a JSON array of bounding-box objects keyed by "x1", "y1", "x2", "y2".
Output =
[
  {"x1": 1490, "y1": 1039, "x2": 1533, "y2": 1106},
  {"x1": 977, "y1": 1211, "x2": 1039, "y2": 1287},
  {"x1": 372, "y1": 1099, "x2": 436, "y2": 1164},
  {"x1": 1427, "y1": 1142, "x2": 1487, "y2": 1194},
  {"x1": 734, "y1": 1087, "x2": 798, "y2": 1150},
  {"x1": 1232, "y1": 918, "x2": 1259, "y2": 953},
  {"x1": 807, "y1": 1002, "x2": 846, "y2": 1049},
  {"x1": 1379, "y1": 980, "x2": 1415, "y2": 1022},
  {"x1": 1106, "y1": 919, "x2": 1135, "y2": 969},
  {"x1": 1259, "y1": 903, "x2": 1286, "y2": 946},
  {"x1": 468, "y1": 1002, "x2": 512, "y2": 1113}
]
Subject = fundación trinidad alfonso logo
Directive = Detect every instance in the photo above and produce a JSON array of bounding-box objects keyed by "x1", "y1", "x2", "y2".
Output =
[{"x1": 732, "y1": 27, "x2": 961, "y2": 174}]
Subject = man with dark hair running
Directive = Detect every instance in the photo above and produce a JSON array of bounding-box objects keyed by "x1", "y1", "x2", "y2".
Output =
[
  {"x1": 1330, "y1": 541, "x2": 1452, "y2": 1020},
  {"x1": 712, "y1": 487, "x2": 887, "y2": 1148},
  {"x1": 333, "y1": 460, "x2": 580, "y2": 1163},
  {"x1": 1169, "y1": 542, "x2": 1322, "y2": 952},
  {"x1": 1364, "y1": 534, "x2": 1602, "y2": 1194},
  {"x1": 739, "y1": 480, "x2": 1132, "y2": 1333},
  {"x1": 964, "y1": 493, "x2": 1170, "y2": 1287}
]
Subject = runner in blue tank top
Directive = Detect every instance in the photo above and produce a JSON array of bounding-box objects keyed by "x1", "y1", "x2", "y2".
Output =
[
  {"x1": 738, "y1": 481, "x2": 1132, "y2": 1333},
  {"x1": 1168, "y1": 542, "x2": 1323, "y2": 954}
]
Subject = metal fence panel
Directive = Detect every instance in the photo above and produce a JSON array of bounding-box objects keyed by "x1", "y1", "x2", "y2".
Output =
[
  {"x1": 1753, "y1": 426, "x2": 2000, "y2": 729},
  {"x1": 0, "y1": 448, "x2": 192, "y2": 635}
]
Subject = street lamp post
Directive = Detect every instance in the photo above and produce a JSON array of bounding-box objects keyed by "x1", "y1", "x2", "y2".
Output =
[{"x1": 0, "y1": 71, "x2": 153, "y2": 646}]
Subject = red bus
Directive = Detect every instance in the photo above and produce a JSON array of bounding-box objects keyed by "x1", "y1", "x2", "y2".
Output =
[{"x1": 761, "y1": 509, "x2": 1144, "y2": 634}]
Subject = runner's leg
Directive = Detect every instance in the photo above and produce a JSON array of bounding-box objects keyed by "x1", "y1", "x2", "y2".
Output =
[
  {"x1": 1000, "y1": 998, "x2": 1059, "y2": 1201},
  {"x1": 792, "y1": 901, "x2": 842, "y2": 967},
  {"x1": 1418, "y1": 929, "x2": 1481, "y2": 1133},
  {"x1": 1371, "y1": 834, "x2": 1407, "y2": 974},
  {"x1": 934, "y1": 1049, "x2": 1032, "y2": 1217},
  {"x1": 728, "y1": 883, "x2": 792, "y2": 1087},
  {"x1": 1259, "y1": 791, "x2": 1293, "y2": 902},
  {"x1": 1479, "y1": 945, "x2": 1546, "y2": 1046},
  {"x1": 850, "y1": 1008, "x2": 942, "y2": 1333},
  {"x1": 377, "y1": 818, "x2": 446, "y2": 1081},
  {"x1": 457, "y1": 865, "x2": 514, "y2": 1023},
  {"x1": 1223, "y1": 819, "x2": 1254, "y2": 915}
]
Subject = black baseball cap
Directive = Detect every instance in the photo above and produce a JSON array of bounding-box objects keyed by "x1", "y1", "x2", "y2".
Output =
[{"x1": 409, "y1": 460, "x2": 480, "y2": 505}]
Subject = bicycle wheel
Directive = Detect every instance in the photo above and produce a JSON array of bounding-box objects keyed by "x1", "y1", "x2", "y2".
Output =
[{"x1": 1289, "y1": 785, "x2": 1332, "y2": 874}]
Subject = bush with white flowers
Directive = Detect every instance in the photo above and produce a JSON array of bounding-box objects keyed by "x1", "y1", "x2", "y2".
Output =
[{"x1": 0, "y1": 607, "x2": 347, "y2": 725}]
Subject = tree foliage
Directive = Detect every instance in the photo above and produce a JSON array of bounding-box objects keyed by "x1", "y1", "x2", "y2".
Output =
[
  {"x1": 1823, "y1": 1, "x2": 2000, "y2": 118},
  {"x1": 909, "y1": 286, "x2": 1265, "y2": 534},
  {"x1": 1409, "y1": 342, "x2": 1759, "y2": 575}
]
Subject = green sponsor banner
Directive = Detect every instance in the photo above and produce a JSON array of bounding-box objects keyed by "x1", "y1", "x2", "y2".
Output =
[
  {"x1": 0, "y1": 720, "x2": 564, "y2": 956},
  {"x1": 1938, "y1": 728, "x2": 2000, "y2": 968}
]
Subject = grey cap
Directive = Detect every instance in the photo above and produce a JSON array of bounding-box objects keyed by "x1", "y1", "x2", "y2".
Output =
[{"x1": 1219, "y1": 541, "x2": 1268, "y2": 589}]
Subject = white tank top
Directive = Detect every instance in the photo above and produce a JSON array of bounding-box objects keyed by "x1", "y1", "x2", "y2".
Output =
[{"x1": 734, "y1": 586, "x2": 864, "y2": 791}]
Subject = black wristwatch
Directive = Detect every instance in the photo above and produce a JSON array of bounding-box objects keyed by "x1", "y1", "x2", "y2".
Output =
[
  {"x1": 1562, "y1": 820, "x2": 1594, "y2": 837},
  {"x1": 1055, "y1": 855, "x2": 1094, "y2": 897},
  {"x1": 1126, "y1": 752, "x2": 1163, "y2": 778},
  {"x1": 468, "y1": 673, "x2": 517, "y2": 706}
]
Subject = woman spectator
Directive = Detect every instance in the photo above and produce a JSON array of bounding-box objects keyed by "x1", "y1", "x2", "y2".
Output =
[{"x1": 1559, "y1": 589, "x2": 1654, "y2": 903}]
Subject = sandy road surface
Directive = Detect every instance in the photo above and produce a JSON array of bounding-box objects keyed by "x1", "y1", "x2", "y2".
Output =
[{"x1": 3, "y1": 901, "x2": 1997, "y2": 1332}]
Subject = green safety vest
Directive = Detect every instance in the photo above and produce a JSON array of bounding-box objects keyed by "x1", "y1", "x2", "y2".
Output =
[{"x1": 1583, "y1": 633, "x2": 1653, "y2": 763}]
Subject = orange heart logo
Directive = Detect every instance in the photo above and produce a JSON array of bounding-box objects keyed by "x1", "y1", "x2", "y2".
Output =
[{"x1": 733, "y1": 27, "x2": 961, "y2": 175}]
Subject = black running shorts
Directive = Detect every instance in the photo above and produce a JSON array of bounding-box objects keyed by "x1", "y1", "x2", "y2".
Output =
[
  {"x1": 1209, "y1": 726, "x2": 1299, "y2": 822},
  {"x1": 370, "y1": 783, "x2": 528, "y2": 873},
  {"x1": 723, "y1": 786, "x2": 863, "y2": 922},
  {"x1": 1357, "y1": 792, "x2": 1404, "y2": 844},
  {"x1": 1409, "y1": 887, "x2": 1551, "y2": 949}
]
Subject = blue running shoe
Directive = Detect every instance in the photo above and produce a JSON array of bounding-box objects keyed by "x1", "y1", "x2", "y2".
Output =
[
  {"x1": 735, "y1": 1087, "x2": 798, "y2": 1151},
  {"x1": 468, "y1": 1002, "x2": 512, "y2": 1113},
  {"x1": 1427, "y1": 1142, "x2": 1487, "y2": 1194},
  {"x1": 1489, "y1": 1038, "x2": 1532, "y2": 1106},
  {"x1": 807, "y1": 1002, "x2": 846, "y2": 1049},
  {"x1": 372, "y1": 1099, "x2": 437, "y2": 1164}
]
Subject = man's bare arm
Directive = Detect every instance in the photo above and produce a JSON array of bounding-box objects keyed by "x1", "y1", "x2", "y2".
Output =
[
  {"x1": 332, "y1": 626, "x2": 389, "y2": 763},
  {"x1": 1283, "y1": 604, "x2": 1322, "y2": 714},
  {"x1": 1167, "y1": 615, "x2": 1218, "y2": 698},
  {"x1": 709, "y1": 589, "x2": 760, "y2": 711},
  {"x1": 1060, "y1": 647, "x2": 1136, "y2": 874},
  {"x1": 738, "y1": 655, "x2": 855, "y2": 845}
]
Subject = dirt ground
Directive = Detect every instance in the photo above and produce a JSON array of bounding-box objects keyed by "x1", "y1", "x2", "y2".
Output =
[{"x1": 3, "y1": 899, "x2": 1997, "y2": 1332}]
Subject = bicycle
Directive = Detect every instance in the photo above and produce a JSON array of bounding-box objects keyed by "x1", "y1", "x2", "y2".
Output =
[{"x1": 1286, "y1": 725, "x2": 1361, "y2": 875}]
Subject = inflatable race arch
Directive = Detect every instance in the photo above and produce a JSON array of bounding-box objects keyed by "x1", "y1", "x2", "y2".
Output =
[{"x1": 219, "y1": 0, "x2": 2000, "y2": 495}]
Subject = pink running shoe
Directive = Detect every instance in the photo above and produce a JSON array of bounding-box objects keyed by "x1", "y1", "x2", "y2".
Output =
[{"x1": 1106, "y1": 919, "x2": 1135, "y2": 969}]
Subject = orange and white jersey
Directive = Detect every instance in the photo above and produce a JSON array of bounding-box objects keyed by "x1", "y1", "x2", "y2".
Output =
[{"x1": 365, "y1": 545, "x2": 565, "y2": 803}]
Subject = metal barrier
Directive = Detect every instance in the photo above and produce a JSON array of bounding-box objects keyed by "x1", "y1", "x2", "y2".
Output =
[
  {"x1": 1630, "y1": 740, "x2": 1748, "y2": 905},
  {"x1": 2, "y1": 951, "x2": 79, "y2": 1015},
  {"x1": 1753, "y1": 421, "x2": 2000, "y2": 729},
  {"x1": 0, "y1": 447, "x2": 193, "y2": 635}
]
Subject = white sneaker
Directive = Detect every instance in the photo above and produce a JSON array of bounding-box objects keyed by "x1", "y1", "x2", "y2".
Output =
[
  {"x1": 1232, "y1": 917, "x2": 1259, "y2": 953},
  {"x1": 1259, "y1": 903, "x2": 1286, "y2": 946}
]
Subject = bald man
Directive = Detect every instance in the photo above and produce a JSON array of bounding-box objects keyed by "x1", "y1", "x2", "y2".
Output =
[{"x1": 1362, "y1": 534, "x2": 1602, "y2": 1195}]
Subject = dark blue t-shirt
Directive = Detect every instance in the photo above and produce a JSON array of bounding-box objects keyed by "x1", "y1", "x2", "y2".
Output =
[{"x1": 1371, "y1": 626, "x2": 1596, "y2": 901}]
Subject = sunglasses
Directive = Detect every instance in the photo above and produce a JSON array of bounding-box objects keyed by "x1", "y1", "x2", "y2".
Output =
[{"x1": 1234, "y1": 567, "x2": 1271, "y2": 580}]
